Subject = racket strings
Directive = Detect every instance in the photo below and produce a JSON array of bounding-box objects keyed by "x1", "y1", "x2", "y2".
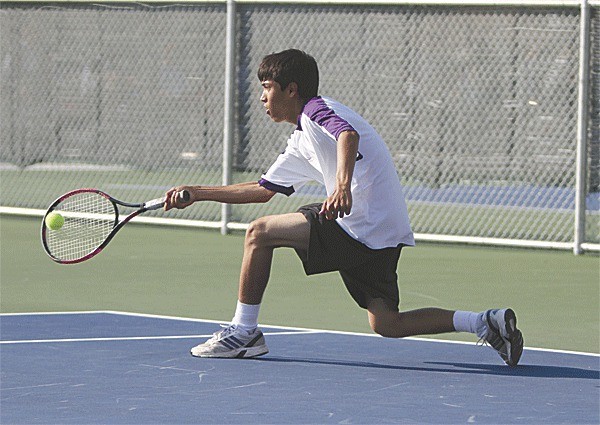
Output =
[{"x1": 45, "y1": 192, "x2": 117, "y2": 261}]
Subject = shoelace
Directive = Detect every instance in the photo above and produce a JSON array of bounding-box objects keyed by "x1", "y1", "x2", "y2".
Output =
[
  {"x1": 477, "y1": 333, "x2": 508, "y2": 356},
  {"x1": 207, "y1": 324, "x2": 238, "y2": 343}
]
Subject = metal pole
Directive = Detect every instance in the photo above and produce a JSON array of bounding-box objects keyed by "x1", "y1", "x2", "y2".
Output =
[
  {"x1": 574, "y1": 0, "x2": 591, "y2": 255},
  {"x1": 222, "y1": 0, "x2": 236, "y2": 235}
]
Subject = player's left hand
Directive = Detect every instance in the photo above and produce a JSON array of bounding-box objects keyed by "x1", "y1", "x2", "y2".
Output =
[{"x1": 320, "y1": 186, "x2": 352, "y2": 220}]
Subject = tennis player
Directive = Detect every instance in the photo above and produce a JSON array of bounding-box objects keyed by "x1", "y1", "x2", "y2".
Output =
[{"x1": 165, "y1": 49, "x2": 524, "y2": 366}]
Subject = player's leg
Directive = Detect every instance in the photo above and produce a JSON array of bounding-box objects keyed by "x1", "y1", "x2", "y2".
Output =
[
  {"x1": 339, "y1": 246, "x2": 452, "y2": 338},
  {"x1": 344, "y1": 244, "x2": 524, "y2": 366},
  {"x1": 340, "y1": 246, "x2": 470, "y2": 338},
  {"x1": 366, "y1": 299, "x2": 523, "y2": 366},
  {"x1": 191, "y1": 212, "x2": 309, "y2": 359},
  {"x1": 366, "y1": 298, "x2": 455, "y2": 338},
  {"x1": 238, "y1": 212, "x2": 310, "y2": 304}
]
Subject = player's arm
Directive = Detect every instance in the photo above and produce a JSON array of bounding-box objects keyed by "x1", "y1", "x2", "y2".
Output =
[
  {"x1": 320, "y1": 130, "x2": 360, "y2": 220},
  {"x1": 164, "y1": 181, "x2": 275, "y2": 210}
]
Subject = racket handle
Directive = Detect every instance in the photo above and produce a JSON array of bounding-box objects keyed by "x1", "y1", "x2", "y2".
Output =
[
  {"x1": 147, "y1": 190, "x2": 191, "y2": 210},
  {"x1": 179, "y1": 190, "x2": 190, "y2": 203}
]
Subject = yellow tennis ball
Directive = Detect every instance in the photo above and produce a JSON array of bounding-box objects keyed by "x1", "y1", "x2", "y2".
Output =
[{"x1": 45, "y1": 212, "x2": 65, "y2": 230}]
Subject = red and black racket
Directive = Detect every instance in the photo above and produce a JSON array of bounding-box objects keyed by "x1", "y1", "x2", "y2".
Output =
[{"x1": 41, "y1": 188, "x2": 189, "y2": 264}]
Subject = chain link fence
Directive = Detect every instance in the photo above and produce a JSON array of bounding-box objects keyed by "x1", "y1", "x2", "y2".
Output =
[{"x1": 1, "y1": 1, "x2": 598, "y2": 252}]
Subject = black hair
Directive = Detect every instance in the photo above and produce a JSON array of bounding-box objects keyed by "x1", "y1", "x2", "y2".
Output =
[{"x1": 257, "y1": 49, "x2": 319, "y2": 101}]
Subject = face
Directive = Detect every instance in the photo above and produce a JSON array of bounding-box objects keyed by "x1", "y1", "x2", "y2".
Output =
[{"x1": 260, "y1": 80, "x2": 299, "y2": 125}]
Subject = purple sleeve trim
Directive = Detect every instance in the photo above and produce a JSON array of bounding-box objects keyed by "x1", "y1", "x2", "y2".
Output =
[
  {"x1": 302, "y1": 97, "x2": 355, "y2": 139},
  {"x1": 258, "y1": 179, "x2": 295, "y2": 197}
]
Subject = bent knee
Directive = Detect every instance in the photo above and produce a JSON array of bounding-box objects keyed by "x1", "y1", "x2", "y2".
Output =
[
  {"x1": 370, "y1": 320, "x2": 406, "y2": 338},
  {"x1": 369, "y1": 316, "x2": 406, "y2": 338},
  {"x1": 245, "y1": 218, "x2": 269, "y2": 245},
  {"x1": 368, "y1": 299, "x2": 405, "y2": 338}
]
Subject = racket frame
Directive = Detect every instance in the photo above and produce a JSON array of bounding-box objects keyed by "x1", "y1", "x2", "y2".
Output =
[{"x1": 41, "y1": 188, "x2": 169, "y2": 264}]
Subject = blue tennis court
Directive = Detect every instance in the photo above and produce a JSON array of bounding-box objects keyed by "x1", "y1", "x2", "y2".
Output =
[{"x1": 1, "y1": 311, "x2": 598, "y2": 424}]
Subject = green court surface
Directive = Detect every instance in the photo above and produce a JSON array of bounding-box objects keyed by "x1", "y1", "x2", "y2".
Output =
[{"x1": 1, "y1": 215, "x2": 598, "y2": 354}]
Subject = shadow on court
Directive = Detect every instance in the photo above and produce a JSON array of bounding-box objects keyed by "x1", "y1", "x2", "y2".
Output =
[
  {"x1": 257, "y1": 356, "x2": 599, "y2": 380},
  {"x1": 426, "y1": 361, "x2": 600, "y2": 380}
]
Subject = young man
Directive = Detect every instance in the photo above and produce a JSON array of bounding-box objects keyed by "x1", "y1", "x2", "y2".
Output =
[{"x1": 164, "y1": 49, "x2": 524, "y2": 366}]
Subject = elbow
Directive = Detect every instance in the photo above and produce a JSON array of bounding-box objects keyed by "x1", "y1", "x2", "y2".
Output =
[
  {"x1": 340, "y1": 130, "x2": 360, "y2": 153},
  {"x1": 343, "y1": 130, "x2": 360, "y2": 143}
]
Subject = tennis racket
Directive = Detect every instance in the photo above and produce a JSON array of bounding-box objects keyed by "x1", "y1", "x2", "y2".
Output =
[{"x1": 41, "y1": 188, "x2": 189, "y2": 264}]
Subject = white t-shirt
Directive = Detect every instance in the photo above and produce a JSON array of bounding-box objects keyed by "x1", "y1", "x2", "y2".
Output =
[{"x1": 260, "y1": 96, "x2": 415, "y2": 249}]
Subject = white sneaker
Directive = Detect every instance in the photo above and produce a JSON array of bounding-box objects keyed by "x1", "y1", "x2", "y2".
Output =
[
  {"x1": 190, "y1": 324, "x2": 269, "y2": 358},
  {"x1": 481, "y1": 308, "x2": 524, "y2": 367}
]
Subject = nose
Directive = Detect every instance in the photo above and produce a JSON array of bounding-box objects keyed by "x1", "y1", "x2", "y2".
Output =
[{"x1": 260, "y1": 90, "x2": 267, "y2": 103}]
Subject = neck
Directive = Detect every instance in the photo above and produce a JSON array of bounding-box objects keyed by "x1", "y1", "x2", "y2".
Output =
[{"x1": 285, "y1": 98, "x2": 306, "y2": 125}]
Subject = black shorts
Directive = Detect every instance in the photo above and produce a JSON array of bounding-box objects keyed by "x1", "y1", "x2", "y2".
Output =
[{"x1": 295, "y1": 203, "x2": 403, "y2": 311}]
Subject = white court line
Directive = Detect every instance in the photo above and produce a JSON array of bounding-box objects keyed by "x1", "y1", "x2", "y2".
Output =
[
  {"x1": 0, "y1": 330, "x2": 319, "y2": 345},
  {"x1": 0, "y1": 310, "x2": 108, "y2": 317},
  {"x1": 0, "y1": 335, "x2": 213, "y2": 344},
  {"x1": 1, "y1": 310, "x2": 598, "y2": 358}
]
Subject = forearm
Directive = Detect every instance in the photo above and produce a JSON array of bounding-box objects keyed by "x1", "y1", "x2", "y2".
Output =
[
  {"x1": 320, "y1": 130, "x2": 360, "y2": 219},
  {"x1": 190, "y1": 182, "x2": 275, "y2": 204},
  {"x1": 335, "y1": 130, "x2": 360, "y2": 190}
]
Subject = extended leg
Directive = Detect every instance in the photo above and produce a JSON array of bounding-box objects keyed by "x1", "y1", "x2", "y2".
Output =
[
  {"x1": 367, "y1": 298, "x2": 455, "y2": 338},
  {"x1": 366, "y1": 298, "x2": 524, "y2": 366}
]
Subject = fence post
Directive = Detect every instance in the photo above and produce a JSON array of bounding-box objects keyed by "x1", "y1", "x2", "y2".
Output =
[
  {"x1": 222, "y1": 0, "x2": 236, "y2": 235},
  {"x1": 574, "y1": 0, "x2": 591, "y2": 255}
]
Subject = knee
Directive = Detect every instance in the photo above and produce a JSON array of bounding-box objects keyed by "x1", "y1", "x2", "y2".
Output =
[
  {"x1": 369, "y1": 315, "x2": 405, "y2": 338},
  {"x1": 368, "y1": 299, "x2": 406, "y2": 338},
  {"x1": 245, "y1": 218, "x2": 269, "y2": 248},
  {"x1": 370, "y1": 321, "x2": 397, "y2": 338}
]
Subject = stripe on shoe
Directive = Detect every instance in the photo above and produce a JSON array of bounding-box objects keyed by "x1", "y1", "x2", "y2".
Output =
[
  {"x1": 246, "y1": 333, "x2": 264, "y2": 348},
  {"x1": 229, "y1": 336, "x2": 244, "y2": 347},
  {"x1": 219, "y1": 337, "x2": 242, "y2": 349}
]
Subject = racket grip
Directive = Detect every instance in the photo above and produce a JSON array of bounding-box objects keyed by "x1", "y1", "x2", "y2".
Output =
[
  {"x1": 149, "y1": 190, "x2": 191, "y2": 210},
  {"x1": 179, "y1": 190, "x2": 190, "y2": 203}
]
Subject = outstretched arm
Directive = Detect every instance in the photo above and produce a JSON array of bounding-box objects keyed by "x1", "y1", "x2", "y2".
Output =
[
  {"x1": 320, "y1": 130, "x2": 360, "y2": 220},
  {"x1": 164, "y1": 181, "x2": 276, "y2": 211}
]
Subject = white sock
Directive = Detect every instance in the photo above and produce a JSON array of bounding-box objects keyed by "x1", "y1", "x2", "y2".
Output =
[
  {"x1": 231, "y1": 300, "x2": 261, "y2": 333},
  {"x1": 453, "y1": 311, "x2": 486, "y2": 336}
]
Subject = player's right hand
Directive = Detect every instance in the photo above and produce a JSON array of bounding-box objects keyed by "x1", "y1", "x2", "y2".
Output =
[{"x1": 164, "y1": 186, "x2": 194, "y2": 211}]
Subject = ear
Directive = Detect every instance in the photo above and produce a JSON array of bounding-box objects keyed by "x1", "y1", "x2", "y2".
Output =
[{"x1": 286, "y1": 82, "x2": 299, "y2": 98}]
